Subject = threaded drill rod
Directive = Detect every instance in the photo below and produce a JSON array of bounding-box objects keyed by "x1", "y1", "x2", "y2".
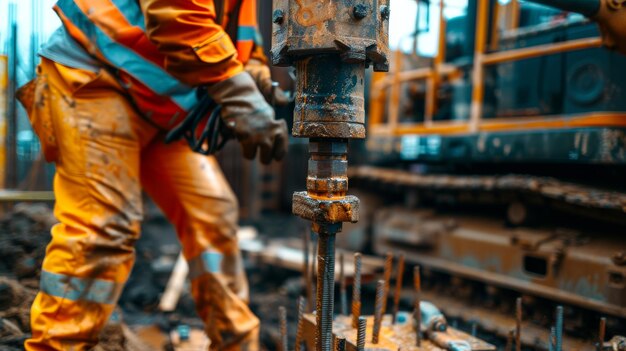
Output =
[
  {"x1": 340, "y1": 252, "x2": 347, "y2": 316},
  {"x1": 414, "y1": 266, "x2": 422, "y2": 347},
  {"x1": 295, "y1": 296, "x2": 305, "y2": 351},
  {"x1": 382, "y1": 252, "x2": 393, "y2": 315},
  {"x1": 304, "y1": 230, "x2": 313, "y2": 312},
  {"x1": 516, "y1": 297, "x2": 522, "y2": 351},
  {"x1": 598, "y1": 317, "x2": 606, "y2": 351},
  {"x1": 316, "y1": 231, "x2": 337, "y2": 351},
  {"x1": 357, "y1": 316, "x2": 367, "y2": 351},
  {"x1": 279, "y1": 306, "x2": 288, "y2": 351},
  {"x1": 555, "y1": 306, "x2": 564, "y2": 351},
  {"x1": 352, "y1": 253, "x2": 362, "y2": 328},
  {"x1": 372, "y1": 279, "x2": 385, "y2": 344}
]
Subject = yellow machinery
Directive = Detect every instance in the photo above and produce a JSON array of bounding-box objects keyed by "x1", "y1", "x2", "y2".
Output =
[{"x1": 366, "y1": 0, "x2": 626, "y2": 164}]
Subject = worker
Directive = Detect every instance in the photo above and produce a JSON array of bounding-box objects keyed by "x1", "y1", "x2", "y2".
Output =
[{"x1": 16, "y1": 0, "x2": 288, "y2": 350}]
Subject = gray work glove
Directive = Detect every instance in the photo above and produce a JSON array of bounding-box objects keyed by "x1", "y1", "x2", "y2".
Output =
[
  {"x1": 245, "y1": 59, "x2": 290, "y2": 106},
  {"x1": 207, "y1": 72, "x2": 288, "y2": 164}
]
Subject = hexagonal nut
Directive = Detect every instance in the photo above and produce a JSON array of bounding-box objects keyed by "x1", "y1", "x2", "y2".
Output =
[{"x1": 292, "y1": 191, "x2": 360, "y2": 224}]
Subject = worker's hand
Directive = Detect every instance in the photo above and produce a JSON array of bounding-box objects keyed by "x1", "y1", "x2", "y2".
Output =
[
  {"x1": 245, "y1": 59, "x2": 290, "y2": 106},
  {"x1": 596, "y1": 0, "x2": 626, "y2": 55},
  {"x1": 207, "y1": 72, "x2": 288, "y2": 164}
]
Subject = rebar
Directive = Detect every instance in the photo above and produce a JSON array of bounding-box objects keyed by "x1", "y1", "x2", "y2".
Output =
[
  {"x1": 471, "y1": 322, "x2": 478, "y2": 337},
  {"x1": 357, "y1": 316, "x2": 366, "y2": 351},
  {"x1": 372, "y1": 280, "x2": 385, "y2": 344},
  {"x1": 597, "y1": 317, "x2": 606, "y2": 351},
  {"x1": 295, "y1": 296, "x2": 306, "y2": 351},
  {"x1": 382, "y1": 252, "x2": 393, "y2": 315},
  {"x1": 392, "y1": 253, "x2": 405, "y2": 324},
  {"x1": 304, "y1": 231, "x2": 313, "y2": 312},
  {"x1": 516, "y1": 297, "x2": 522, "y2": 351},
  {"x1": 505, "y1": 329, "x2": 514, "y2": 351},
  {"x1": 279, "y1": 306, "x2": 288, "y2": 351},
  {"x1": 555, "y1": 306, "x2": 564, "y2": 351},
  {"x1": 351, "y1": 253, "x2": 362, "y2": 328},
  {"x1": 339, "y1": 252, "x2": 347, "y2": 316},
  {"x1": 316, "y1": 230, "x2": 337, "y2": 351},
  {"x1": 414, "y1": 266, "x2": 422, "y2": 347}
]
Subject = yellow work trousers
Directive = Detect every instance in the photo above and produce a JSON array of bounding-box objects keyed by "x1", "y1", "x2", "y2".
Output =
[{"x1": 18, "y1": 58, "x2": 259, "y2": 351}]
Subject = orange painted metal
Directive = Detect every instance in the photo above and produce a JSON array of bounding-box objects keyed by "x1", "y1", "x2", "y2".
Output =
[
  {"x1": 0, "y1": 55, "x2": 7, "y2": 189},
  {"x1": 482, "y1": 37, "x2": 603, "y2": 65},
  {"x1": 368, "y1": 0, "x2": 617, "y2": 138},
  {"x1": 469, "y1": 0, "x2": 490, "y2": 132}
]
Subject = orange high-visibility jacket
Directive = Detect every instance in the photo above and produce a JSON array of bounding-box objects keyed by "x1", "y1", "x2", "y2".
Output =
[{"x1": 53, "y1": 0, "x2": 265, "y2": 129}]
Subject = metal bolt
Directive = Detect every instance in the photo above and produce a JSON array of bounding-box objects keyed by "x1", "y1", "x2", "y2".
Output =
[
  {"x1": 295, "y1": 296, "x2": 305, "y2": 351},
  {"x1": 273, "y1": 9, "x2": 285, "y2": 24},
  {"x1": 353, "y1": 4, "x2": 368, "y2": 19},
  {"x1": 382, "y1": 252, "x2": 393, "y2": 315},
  {"x1": 392, "y1": 253, "x2": 405, "y2": 324},
  {"x1": 515, "y1": 297, "x2": 522, "y2": 351},
  {"x1": 380, "y1": 5, "x2": 390, "y2": 20},
  {"x1": 357, "y1": 316, "x2": 366, "y2": 351},
  {"x1": 372, "y1": 280, "x2": 385, "y2": 344},
  {"x1": 555, "y1": 306, "x2": 564, "y2": 351},
  {"x1": 351, "y1": 253, "x2": 362, "y2": 328},
  {"x1": 279, "y1": 306, "x2": 288, "y2": 351},
  {"x1": 414, "y1": 266, "x2": 422, "y2": 347},
  {"x1": 340, "y1": 252, "x2": 347, "y2": 316}
]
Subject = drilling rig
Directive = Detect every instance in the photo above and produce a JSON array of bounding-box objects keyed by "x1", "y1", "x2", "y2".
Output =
[{"x1": 271, "y1": 1, "x2": 389, "y2": 350}]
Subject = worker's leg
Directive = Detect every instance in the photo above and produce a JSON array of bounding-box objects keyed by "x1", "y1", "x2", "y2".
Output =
[
  {"x1": 21, "y1": 58, "x2": 157, "y2": 351},
  {"x1": 141, "y1": 140, "x2": 259, "y2": 351}
]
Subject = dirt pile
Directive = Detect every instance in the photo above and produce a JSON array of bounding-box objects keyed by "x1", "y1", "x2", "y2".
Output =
[
  {"x1": 0, "y1": 203, "x2": 55, "y2": 349},
  {"x1": 0, "y1": 203, "x2": 155, "y2": 351}
]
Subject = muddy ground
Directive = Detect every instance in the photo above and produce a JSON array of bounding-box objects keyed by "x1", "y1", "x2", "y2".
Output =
[{"x1": 0, "y1": 202, "x2": 311, "y2": 350}]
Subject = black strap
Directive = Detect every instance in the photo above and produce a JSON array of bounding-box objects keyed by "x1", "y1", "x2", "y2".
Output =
[
  {"x1": 224, "y1": 0, "x2": 244, "y2": 44},
  {"x1": 214, "y1": 0, "x2": 244, "y2": 43},
  {"x1": 214, "y1": 0, "x2": 225, "y2": 26}
]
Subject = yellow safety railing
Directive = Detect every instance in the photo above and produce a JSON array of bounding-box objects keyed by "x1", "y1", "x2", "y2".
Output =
[{"x1": 370, "y1": 0, "x2": 604, "y2": 137}]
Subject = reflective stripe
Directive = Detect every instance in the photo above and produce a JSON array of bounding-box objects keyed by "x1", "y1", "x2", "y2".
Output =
[
  {"x1": 56, "y1": 0, "x2": 200, "y2": 111},
  {"x1": 238, "y1": 26, "x2": 258, "y2": 43},
  {"x1": 40, "y1": 270, "x2": 123, "y2": 305},
  {"x1": 108, "y1": 0, "x2": 145, "y2": 30},
  {"x1": 188, "y1": 250, "x2": 224, "y2": 280}
]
